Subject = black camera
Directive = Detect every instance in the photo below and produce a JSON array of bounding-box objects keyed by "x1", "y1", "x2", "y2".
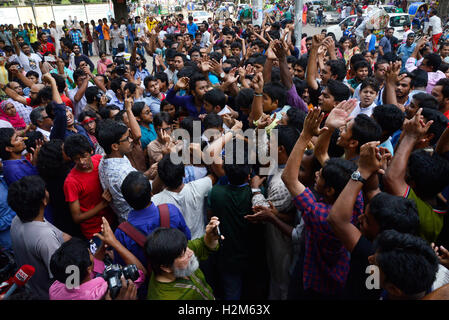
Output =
[
  {"x1": 102, "y1": 263, "x2": 139, "y2": 299},
  {"x1": 115, "y1": 64, "x2": 127, "y2": 77},
  {"x1": 96, "y1": 92, "x2": 111, "y2": 103}
]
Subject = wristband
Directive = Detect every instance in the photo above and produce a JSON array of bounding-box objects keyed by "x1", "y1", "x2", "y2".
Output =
[{"x1": 254, "y1": 93, "x2": 263, "y2": 97}]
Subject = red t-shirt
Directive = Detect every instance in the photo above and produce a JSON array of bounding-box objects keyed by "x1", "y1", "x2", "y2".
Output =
[
  {"x1": 61, "y1": 94, "x2": 73, "y2": 110},
  {"x1": 63, "y1": 154, "x2": 112, "y2": 239},
  {"x1": 41, "y1": 42, "x2": 55, "y2": 55}
]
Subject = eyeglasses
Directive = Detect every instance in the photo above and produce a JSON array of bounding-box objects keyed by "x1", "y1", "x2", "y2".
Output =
[
  {"x1": 135, "y1": 57, "x2": 141, "y2": 60},
  {"x1": 118, "y1": 134, "x2": 131, "y2": 143}
]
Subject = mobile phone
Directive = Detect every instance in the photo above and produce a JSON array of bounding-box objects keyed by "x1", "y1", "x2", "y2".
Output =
[{"x1": 89, "y1": 235, "x2": 102, "y2": 254}]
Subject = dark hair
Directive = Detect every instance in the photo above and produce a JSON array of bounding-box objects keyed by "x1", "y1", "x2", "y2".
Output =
[
  {"x1": 327, "y1": 79, "x2": 351, "y2": 102},
  {"x1": 203, "y1": 113, "x2": 223, "y2": 130},
  {"x1": 96, "y1": 119, "x2": 128, "y2": 154},
  {"x1": 50, "y1": 238, "x2": 91, "y2": 284},
  {"x1": 204, "y1": 88, "x2": 227, "y2": 110},
  {"x1": 350, "y1": 114, "x2": 382, "y2": 152},
  {"x1": 110, "y1": 77, "x2": 125, "y2": 94},
  {"x1": 326, "y1": 59, "x2": 347, "y2": 81},
  {"x1": 85, "y1": 86, "x2": 100, "y2": 104},
  {"x1": 153, "y1": 112, "x2": 171, "y2": 128},
  {"x1": 353, "y1": 59, "x2": 371, "y2": 73},
  {"x1": 286, "y1": 108, "x2": 306, "y2": 131},
  {"x1": 360, "y1": 77, "x2": 380, "y2": 93},
  {"x1": 435, "y1": 78, "x2": 449, "y2": 99},
  {"x1": 189, "y1": 73, "x2": 207, "y2": 95},
  {"x1": 350, "y1": 53, "x2": 365, "y2": 67},
  {"x1": 322, "y1": 158, "x2": 357, "y2": 197},
  {"x1": 412, "y1": 92, "x2": 438, "y2": 110},
  {"x1": 63, "y1": 134, "x2": 93, "y2": 159},
  {"x1": 144, "y1": 228, "x2": 187, "y2": 275},
  {"x1": 263, "y1": 82, "x2": 287, "y2": 108},
  {"x1": 7, "y1": 176, "x2": 46, "y2": 223},
  {"x1": 51, "y1": 73, "x2": 66, "y2": 94},
  {"x1": 73, "y1": 69, "x2": 86, "y2": 83},
  {"x1": 373, "y1": 230, "x2": 438, "y2": 296},
  {"x1": 78, "y1": 110, "x2": 98, "y2": 124},
  {"x1": 24, "y1": 131, "x2": 44, "y2": 154},
  {"x1": 155, "y1": 72, "x2": 169, "y2": 87},
  {"x1": 235, "y1": 88, "x2": 254, "y2": 111},
  {"x1": 276, "y1": 125, "x2": 300, "y2": 156},
  {"x1": 143, "y1": 75, "x2": 157, "y2": 89},
  {"x1": 421, "y1": 107, "x2": 449, "y2": 145},
  {"x1": 121, "y1": 171, "x2": 152, "y2": 210},
  {"x1": 36, "y1": 139, "x2": 70, "y2": 182},
  {"x1": 131, "y1": 101, "x2": 147, "y2": 118},
  {"x1": 158, "y1": 154, "x2": 185, "y2": 189},
  {"x1": 180, "y1": 117, "x2": 195, "y2": 140},
  {"x1": 0, "y1": 127, "x2": 15, "y2": 160},
  {"x1": 29, "y1": 106, "x2": 45, "y2": 126},
  {"x1": 369, "y1": 192, "x2": 419, "y2": 235},
  {"x1": 424, "y1": 53, "x2": 442, "y2": 72},
  {"x1": 99, "y1": 104, "x2": 120, "y2": 120},
  {"x1": 410, "y1": 68, "x2": 428, "y2": 88},
  {"x1": 408, "y1": 150, "x2": 449, "y2": 199},
  {"x1": 25, "y1": 70, "x2": 39, "y2": 79},
  {"x1": 372, "y1": 104, "x2": 405, "y2": 137},
  {"x1": 223, "y1": 140, "x2": 250, "y2": 185}
]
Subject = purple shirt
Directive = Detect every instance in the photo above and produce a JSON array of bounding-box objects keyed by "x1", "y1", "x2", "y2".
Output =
[
  {"x1": 2, "y1": 157, "x2": 39, "y2": 186},
  {"x1": 165, "y1": 88, "x2": 205, "y2": 119},
  {"x1": 287, "y1": 84, "x2": 308, "y2": 112}
]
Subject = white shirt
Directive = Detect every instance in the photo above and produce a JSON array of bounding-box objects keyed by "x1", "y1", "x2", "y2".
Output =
[
  {"x1": 429, "y1": 15, "x2": 442, "y2": 35},
  {"x1": 152, "y1": 176, "x2": 213, "y2": 239},
  {"x1": 36, "y1": 127, "x2": 51, "y2": 140},
  {"x1": 135, "y1": 23, "x2": 146, "y2": 38},
  {"x1": 201, "y1": 31, "x2": 211, "y2": 48},
  {"x1": 350, "y1": 101, "x2": 377, "y2": 118},
  {"x1": 402, "y1": 29, "x2": 414, "y2": 44},
  {"x1": 68, "y1": 82, "x2": 94, "y2": 118},
  {"x1": 17, "y1": 51, "x2": 42, "y2": 80}
]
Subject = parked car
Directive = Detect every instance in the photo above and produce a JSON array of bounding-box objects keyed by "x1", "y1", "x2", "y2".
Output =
[
  {"x1": 191, "y1": 10, "x2": 213, "y2": 23},
  {"x1": 326, "y1": 15, "x2": 366, "y2": 39}
]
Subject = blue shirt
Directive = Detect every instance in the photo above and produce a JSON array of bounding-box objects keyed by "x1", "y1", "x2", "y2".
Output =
[
  {"x1": 140, "y1": 123, "x2": 157, "y2": 150},
  {"x1": 379, "y1": 36, "x2": 391, "y2": 54},
  {"x1": 127, "y1": 24, "x2": 135, "y2": 41},
  {"x1": 142, "y1": 94, "x2": 161, "y2": 114},
  {"x1": 134, "y1": 67, "x2": 150, "y2": 81},
  {"x1": 397, "y1": 43, "x2": 416, "y2": 72},
  {"x1": 0, "y1": 177, "x2": 16, "y2": 251},
  {"x1": 95, "y1": 25, "x2": 104, "y2": 40},
  {"x1": 114, "y1": 202, "x2": 191, "y2": 267},
  {"x1": 165, "y1": 88, "x2": 205, "y2": 119},
  {"x1": 2, "y1": 157, "x2": 39, "y2": 186},
  {"x1": 187, "y1": 22, "x2": 198, "y2": 36}
]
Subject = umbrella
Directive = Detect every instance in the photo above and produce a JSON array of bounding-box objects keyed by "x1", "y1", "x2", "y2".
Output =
[{"x1": 365, "y1": 8, "x2": 390, "y2": 30}]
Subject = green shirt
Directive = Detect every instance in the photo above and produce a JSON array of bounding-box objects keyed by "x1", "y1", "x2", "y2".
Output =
[
  {"x1": 405, "y1": 186, "x2": 446, "y2": 243},
  {"x1": 208, "y1": 184, "x2": 266, "y2": 273},
  {"x1": 347, "y1": 78, "x2": 361, "y2": 90},
  {"x1": 147, "y1": 237, "x2": 217, "y2": 300}
]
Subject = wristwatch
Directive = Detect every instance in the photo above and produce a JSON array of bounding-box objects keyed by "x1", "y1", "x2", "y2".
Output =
[
  {"x1": 351, "y1": 171, "x2": 367, "y2": 184},
  {"x1": 219, "y1": 72, "x2": 225, "y2": 79},
  {"x1": 251, "y1": 188, "x2": 261, "y2": 194}
]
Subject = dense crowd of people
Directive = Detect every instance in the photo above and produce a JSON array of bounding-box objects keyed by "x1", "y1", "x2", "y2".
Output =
[{"x1": 1, "y1": 2, "x2": 449, "y2": 301}]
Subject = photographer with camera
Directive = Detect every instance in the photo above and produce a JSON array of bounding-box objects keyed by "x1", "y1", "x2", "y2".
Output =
[
  {"x1": 84, "y1": 86, "x2": 110, "y2": 119},
  {"x1": 49, "y1": 217, "x2": 146, "y2": 300}
]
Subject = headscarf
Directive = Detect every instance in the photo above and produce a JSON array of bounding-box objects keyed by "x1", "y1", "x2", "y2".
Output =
[{"x1": 0, "y1": 99, "x2": 26, "y2": 129}]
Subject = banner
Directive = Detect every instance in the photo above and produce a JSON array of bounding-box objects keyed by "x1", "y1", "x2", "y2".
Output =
[
  {"x1": 0, "y1": 8, "x2": 20, "y2": 26},
  {"x1": 17, "y1": 7, "x2": 34, "y2": 25},
  {"x1": 35, "y1": 6, "x2": 54, "y2": 26},
  {"x1": 52, "y1": 5, "x2": 87, "y2": 25}
]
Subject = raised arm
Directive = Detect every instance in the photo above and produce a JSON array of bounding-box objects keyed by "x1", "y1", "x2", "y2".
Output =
[
  {"x1": 282, "y1": 107, "x2": 326, "y2": 197},
  {"x1": 124, "y1": 93, "x2": 142, "y2": 142},
  {"x1": 248, "y1": 72, "x2": 264, "y2": 124},
  {"x1": 436, "y1": 126, "x2": 449, "y2": 156},
  {"x1": 327, "y1": 141, "x2": 382, "y2": 252},
  {"x1": 306, "y1": 34, "x2": 323, "y2": 91},
  {"x1": 384, "y1": 108, "x2": 433, "y2": 196}
]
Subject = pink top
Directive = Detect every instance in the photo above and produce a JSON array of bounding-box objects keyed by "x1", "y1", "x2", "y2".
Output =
[
  {"x1": 49, "y1": 258, "x2": 145, "y2": 300},
  {"x1": 97, "y1": 58, "x2": 113, "y2": 75},
  {"x1": 405, "y1": 57, "x2": 446, "y2": 94}
]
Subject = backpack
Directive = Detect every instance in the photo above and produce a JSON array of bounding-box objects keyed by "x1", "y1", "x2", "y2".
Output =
[{"x1": 117, "y1": 203, "x2": 170, "y2": 274}]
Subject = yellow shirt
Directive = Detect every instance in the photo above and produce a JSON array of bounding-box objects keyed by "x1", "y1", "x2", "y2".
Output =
[
  {"x1": 29, "y1": 29, "x2": 37, "y2": 43},
  {"x1": 146, "y1": 17, "x2": 158, "y2": 32},
  {"x1": 0, "y1": 65, "x2": 8, "y2": 85}
]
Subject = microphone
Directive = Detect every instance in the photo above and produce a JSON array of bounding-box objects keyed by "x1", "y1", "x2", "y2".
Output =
[{"x1": 2, "y1": 265, "x2": 35, "y2": 299}]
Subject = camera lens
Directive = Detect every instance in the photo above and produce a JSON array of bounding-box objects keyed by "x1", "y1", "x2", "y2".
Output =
[{"x1": 122, "y1": 264, "x2": 139, "y2": 281}]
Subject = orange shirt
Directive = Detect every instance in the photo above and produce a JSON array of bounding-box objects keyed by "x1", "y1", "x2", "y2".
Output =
[{"x1": 102, "y1": 25, "x2": 110, "y2": 40}]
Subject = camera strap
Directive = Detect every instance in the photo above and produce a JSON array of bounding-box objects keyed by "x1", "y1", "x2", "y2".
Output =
[{"x1": 117, "y1": 204, "x2": 171, "y2": 274}]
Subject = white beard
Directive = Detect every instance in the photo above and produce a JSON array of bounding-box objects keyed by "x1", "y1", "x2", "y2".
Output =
[{"x1": 173, "y1": 254, "x2": 199, "y2": 278}]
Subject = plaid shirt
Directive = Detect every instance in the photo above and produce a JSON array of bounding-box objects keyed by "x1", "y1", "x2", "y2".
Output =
[
  {"x1": 69, "y1": 30, "x2": 83, "y2": 48},
  {"x1": 294, "y1": 188, "x2": 364, "y2": 295},
  {"x1": 98, "y1": 156, "x2": 136, "y2": 222},
  {"x1": 8, "y1": 100, "x2": 32, "y2": 125}
]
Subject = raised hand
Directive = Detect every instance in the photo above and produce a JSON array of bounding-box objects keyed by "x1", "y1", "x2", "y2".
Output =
[
  {"x1": 385, "y1": 61, "x2": 401, "y2": 84},
  {"x1": 302, "y1": 107, "x2": 327, "y2": 138},
  {"x1": 311, "y1": 34, "x2": 324, "y2": 50},
  {"x1": 124, "y1": 92, "x2": 133, "y2": 110},
  {"x1": 252, "y1": 72, "x2": 264, "y2": 94},
  {"x1": 358, "y1": 141, "x2": 382, "y2": 177},
  {"x1": 174, "y1": 76, "x2": 190, "y2": 91},
  {"x1": 402, "y1": 108, "x2": 433, "y2": 139},
  {"x1": 325, "y1": 99, "x2": 357, "y2": 129},
  {"x1": 272, "y1": 40, "x2": 287, "y2": 61}
]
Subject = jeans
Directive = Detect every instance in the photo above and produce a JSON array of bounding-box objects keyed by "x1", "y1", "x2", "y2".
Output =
[
  {"x1": 220, "y1": 271, "x2": 243, "y2": 300},
  {"x1": 99, "y1": 39, "x2": 106, "y2": 55},
  {"x1": 124, "y1": 36, "x2": 129, "y2": 52},
  {"x1": 315, "y1": 15, "x2": 322, "y2": 27},
  {"x1": 82, "y1": 41, "x2": 89, "y2": 56},
  {"x1": 112, "y1": 47, "x2": 118, "y2": 56}
]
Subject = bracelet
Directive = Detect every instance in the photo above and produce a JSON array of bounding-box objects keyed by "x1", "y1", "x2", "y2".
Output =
[{"x1": 254, "y1": 93, "x2": 263, "y2": 97}]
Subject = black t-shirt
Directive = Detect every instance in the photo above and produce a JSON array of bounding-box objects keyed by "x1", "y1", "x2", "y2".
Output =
[
  {"x1": 343, "y1": 235, "x2": 382, "y2": 300},
  {"x1": 317, "y1": 8, "x2": 324, "y2": 16}
]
